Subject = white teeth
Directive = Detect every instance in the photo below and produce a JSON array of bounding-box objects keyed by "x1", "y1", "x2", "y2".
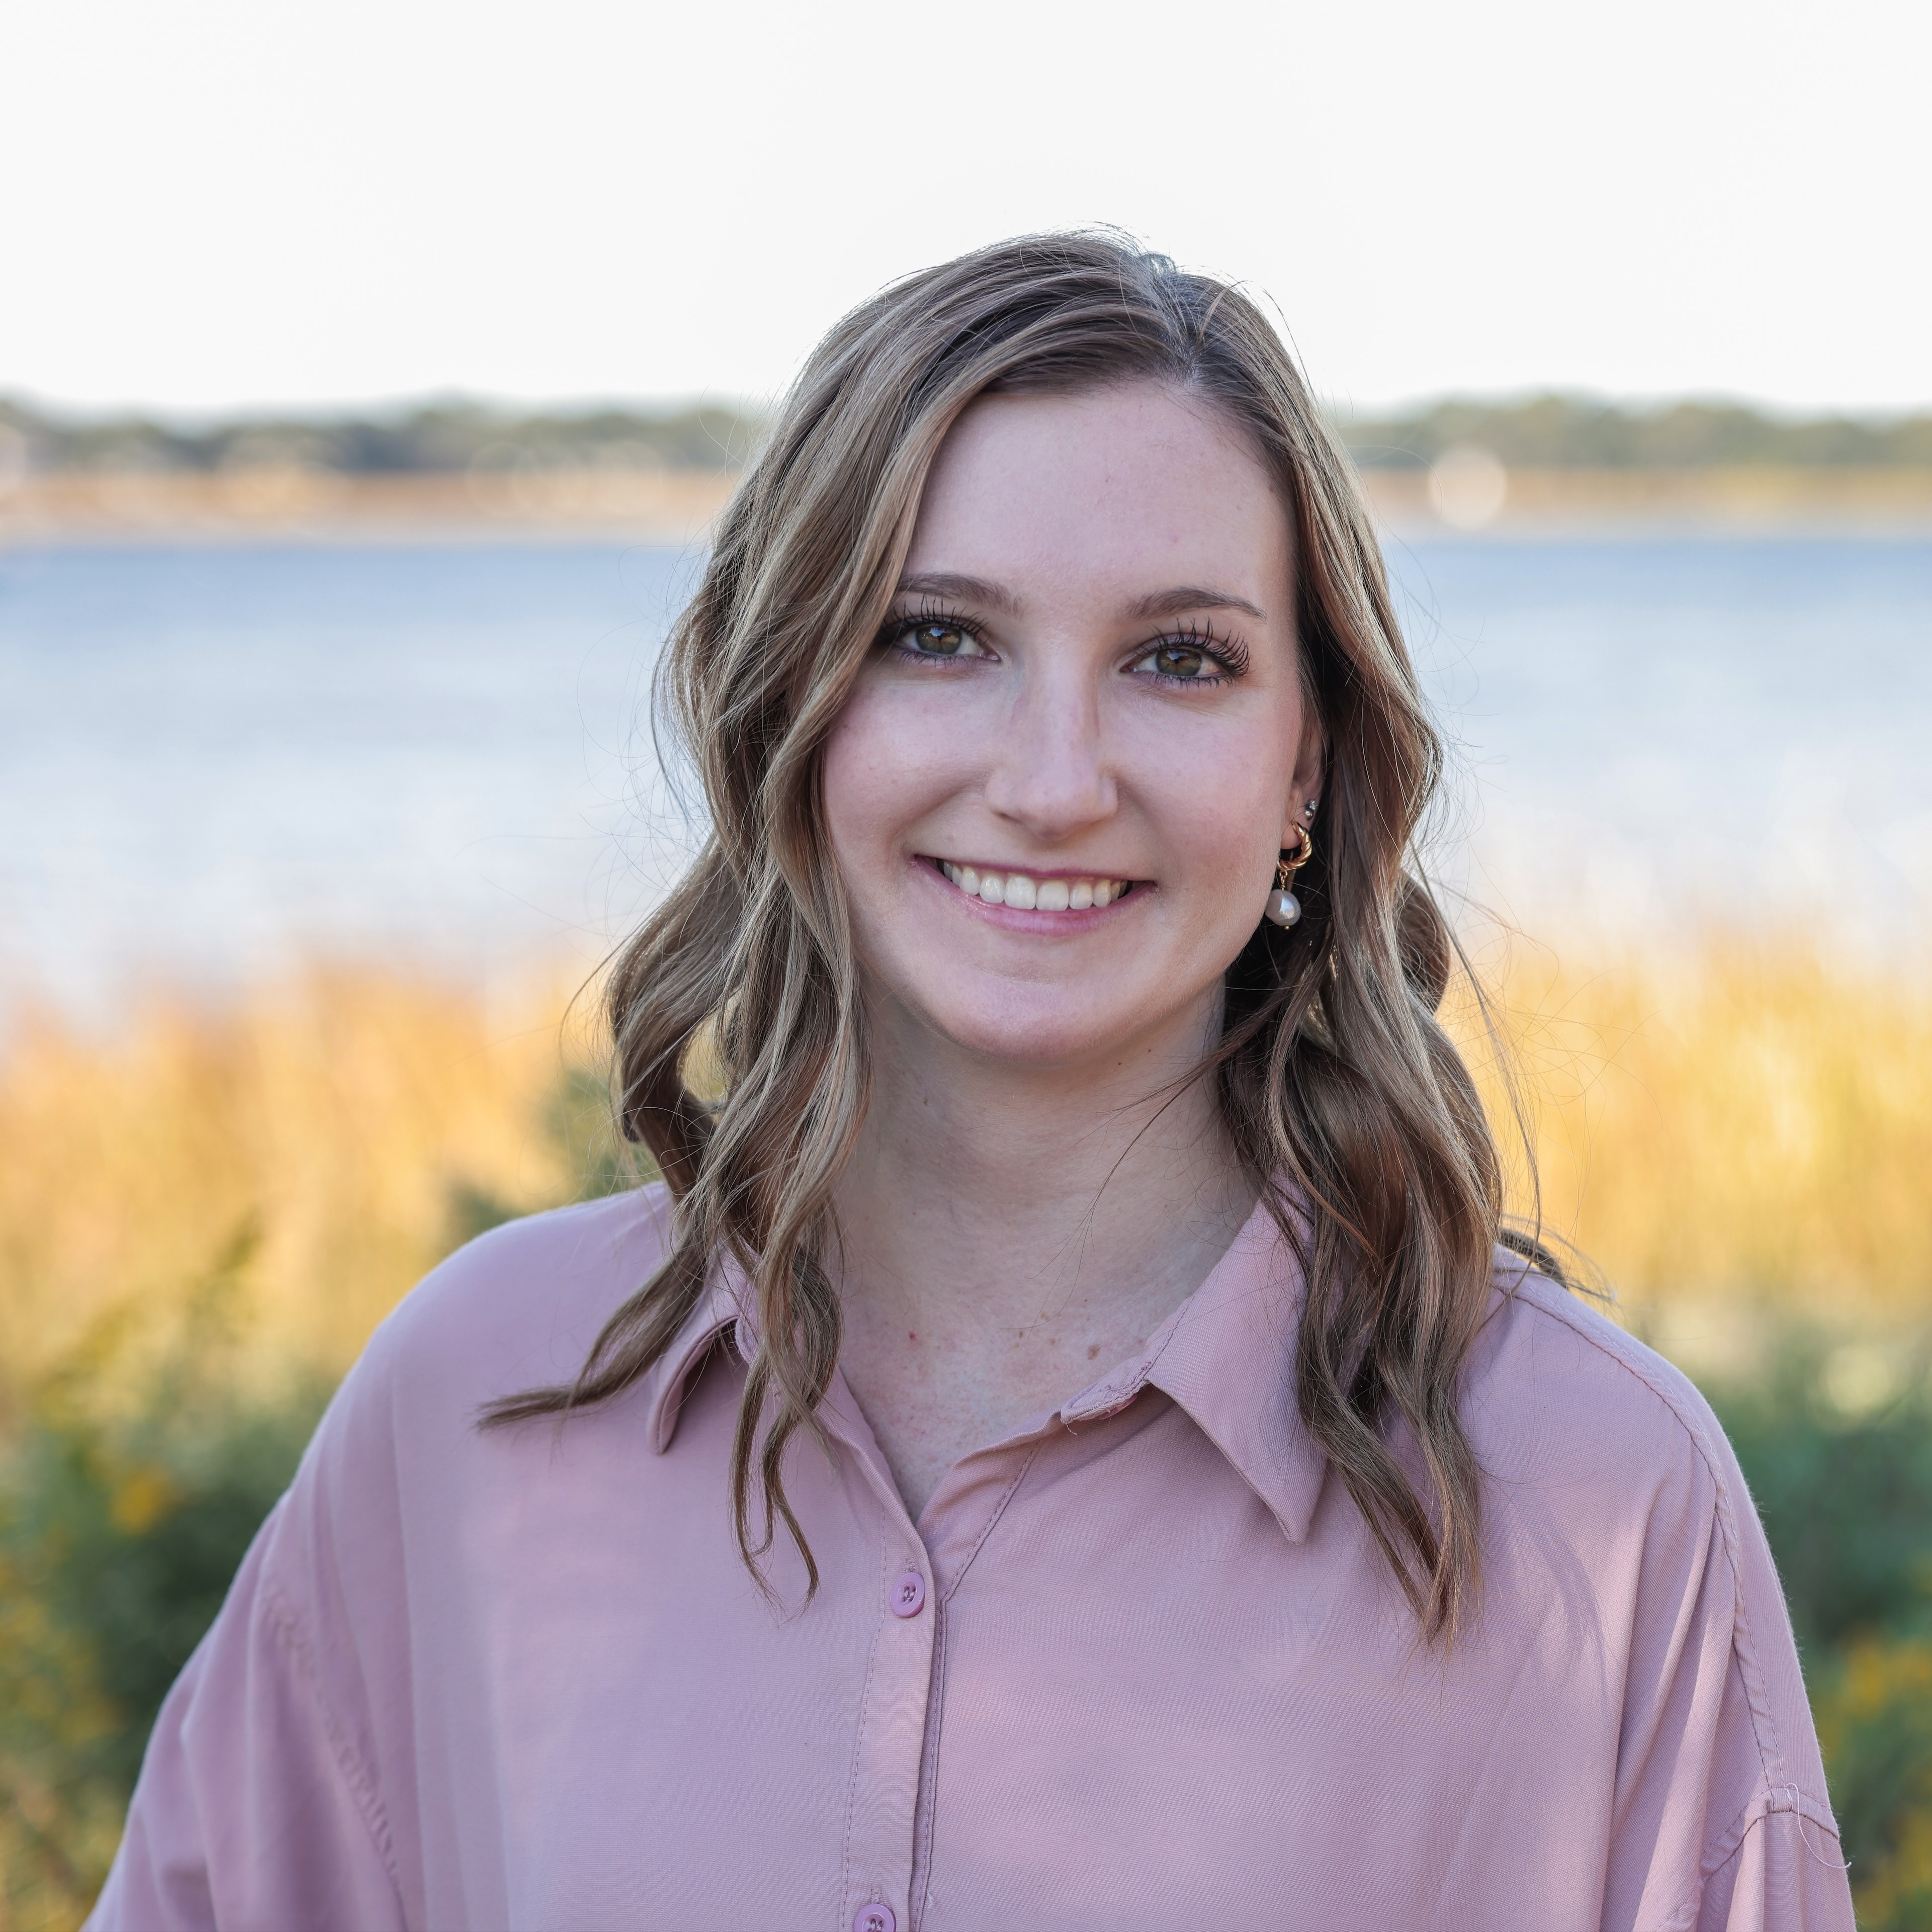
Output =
[{"x1": 939, "y1": 862, "x2": 1131, "y2": 912}]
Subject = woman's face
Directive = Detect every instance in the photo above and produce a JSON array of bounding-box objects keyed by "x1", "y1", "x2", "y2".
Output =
[{"x1": 822, "y1": 381, "x2": 1321, "y2": 1072}]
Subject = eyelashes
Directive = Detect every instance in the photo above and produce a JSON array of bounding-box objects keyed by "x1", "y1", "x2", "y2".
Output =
[
  {"x1": 876, "y1": 601, "x2": 1251, "y2": 687},
  {"x1": 1143, "y1": 622, "x2": 1252, "y2": 684},
  {"x1": 878, "y1": 600, "x2": 992, "y2": 667}
]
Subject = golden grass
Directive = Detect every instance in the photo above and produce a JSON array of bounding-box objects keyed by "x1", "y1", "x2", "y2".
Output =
[
  {"x1": 0, "y1": 941, "x2": 1922, "y2": 1431},
  {"x1": 1450, "y1": 938, "x2": 1932, "y2": 1337},
  {"x1": 0, "y1": 968, "x2": 602, "y2": 1431}
]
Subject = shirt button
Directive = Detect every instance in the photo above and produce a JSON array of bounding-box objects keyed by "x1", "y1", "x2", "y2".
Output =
[
  {"x1": 890, "y1": 1568, "x2": 927, "y2": 1617},
  {"x1": 854, "y1": 1906, "x2": 896, "y2": 1932}
]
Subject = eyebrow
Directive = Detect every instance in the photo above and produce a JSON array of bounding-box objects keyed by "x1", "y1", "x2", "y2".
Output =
[
  {"x1": 1126, "y1": 585, "x2": 1267, "y2": 622},
  {"x1": 893, "y1": 572, "x2": 1265, "y2": 623},
  {"x1": 894, "y1": 571, "x2": 1021, "y2": 614}
]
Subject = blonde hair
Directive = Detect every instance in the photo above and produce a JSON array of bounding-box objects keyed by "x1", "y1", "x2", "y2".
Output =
[{"x1": 488, "y1": 231, "x2": 1537, "y2": 1642}]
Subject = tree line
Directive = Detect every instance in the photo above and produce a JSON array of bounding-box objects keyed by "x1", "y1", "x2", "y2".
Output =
[
  {"x1": 0, "y1": 398, "x2": 763, "y2": 476},
  {"x1": 3, "y1": 391, "x2": 1929, "y2": 475}
]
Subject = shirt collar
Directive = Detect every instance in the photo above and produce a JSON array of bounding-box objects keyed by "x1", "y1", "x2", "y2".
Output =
[
  {"x1": 1059, "y1": 1193, "x2": 1328, "y2": 1544},
  {"x1": 646, "y1": 1195, "x2": 1329, "y2": 1543},
  {"x1": 642, "y1": 1266, "x2": 747, "y2": 1454}
]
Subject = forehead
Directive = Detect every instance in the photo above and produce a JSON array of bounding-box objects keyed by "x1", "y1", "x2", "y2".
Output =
[{"x1": 906, "y1": 383, "x2": 1291, "y2": 602}]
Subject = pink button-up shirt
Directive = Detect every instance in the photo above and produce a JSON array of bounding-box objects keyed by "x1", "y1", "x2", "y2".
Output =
[{"x1": 91, "y1": 1187, "x2": 1852, "y2": 1931}]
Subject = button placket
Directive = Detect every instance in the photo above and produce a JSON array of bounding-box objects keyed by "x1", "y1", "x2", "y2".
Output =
[
  {"x1": 821, "y1": 1370, "x2": 1051, "y2": 1932},
  {"x1": 837, "y1": 1527, "x2": 938, "y2": 1932}
]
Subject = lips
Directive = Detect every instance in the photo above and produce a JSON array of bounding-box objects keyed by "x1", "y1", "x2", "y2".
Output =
[{"x1": 932, "y1": 859, "x2": 1133, "y2": 912}]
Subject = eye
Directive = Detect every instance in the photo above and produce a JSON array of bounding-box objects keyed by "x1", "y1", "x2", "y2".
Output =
[
  {"x1": 1128, "y1": 636, "x2": 1243, "y2": 684},
  {"x1": 1142, "y1": 643, "x2": 1208, "y2": 679},
  {"x1": 888, "y1": 616, "x2": 993, "y2": 663},
  {"x1": 909, "y1": 622, "x2": 973, "y2": 656}
]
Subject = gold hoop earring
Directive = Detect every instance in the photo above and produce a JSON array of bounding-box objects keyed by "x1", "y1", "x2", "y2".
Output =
[{"x1": 1264, "y1": 826, "x2": 1314, "y2": 929}]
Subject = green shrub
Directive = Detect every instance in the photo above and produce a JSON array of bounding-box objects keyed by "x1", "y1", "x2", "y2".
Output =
[
  {"x1": 1812, "y1": 1638, "x2": 1932, "y2": 1930},
  {"x1": 8, "y1": 1388, "x2": 327, "y2": 1789},
  {"x1": 1710, "y1": 1345, "x2": 1932, "y2": 1921},
  {"x1": 0, "y1": 1368, "x2": 325, "y2": 1925},
  {"x1": 1713, "y1": 1351, "x2": 1932, "y2": 1658}
]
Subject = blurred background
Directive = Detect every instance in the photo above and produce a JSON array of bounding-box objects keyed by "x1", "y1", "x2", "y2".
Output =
[{"x1": 2, "y1": 0, "x2": 1929, "y2": 1920}]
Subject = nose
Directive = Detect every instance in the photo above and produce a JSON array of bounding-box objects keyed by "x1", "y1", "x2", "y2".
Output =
[{"x1": 980, "y1": 656, "x2": 1116, "y2": 840}]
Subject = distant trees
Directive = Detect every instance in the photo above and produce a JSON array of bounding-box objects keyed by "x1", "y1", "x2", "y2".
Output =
[
  {"x1": 1334, "y1": 393, "x2": 1932, "y2": 469},
  {"x1": 0, "y1": 398, "x2": 766, "y2": 477},
  {"x1": 2, "y1": 390, "x2": 1929, "y2": 477}
]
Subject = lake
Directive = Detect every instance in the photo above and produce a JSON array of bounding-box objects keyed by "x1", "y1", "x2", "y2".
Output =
[{"x1": 3, "y1": 535, "x2": 1928, "y2": 1015}]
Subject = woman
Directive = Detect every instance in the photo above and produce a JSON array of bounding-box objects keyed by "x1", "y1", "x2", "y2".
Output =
[{"x1": 91, "y1": 233, "x2": 1851, "y2": 1930}]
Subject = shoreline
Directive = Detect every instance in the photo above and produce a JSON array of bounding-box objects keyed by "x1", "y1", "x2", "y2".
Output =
[
  {"x1": 1364, "y1": 463, "x2": 1932, "y2": 535},
  {"x1": 0, "y1": 466, "x2": 738, "y2": 547},
  {"x1": 3, "y1": 464, "x2": 1932, "y2": 545}
]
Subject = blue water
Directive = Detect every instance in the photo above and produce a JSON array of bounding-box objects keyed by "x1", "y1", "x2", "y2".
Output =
[
  {"x1": 1385, "y1": 537, "x2": 1932, "y2": 950},
  {"x1": 3, "y1": 536, "x2": 1928, "y2": 1010}
]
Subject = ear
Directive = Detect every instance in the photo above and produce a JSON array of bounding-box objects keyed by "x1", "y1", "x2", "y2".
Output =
[{"x1": 1279, "y1": 712, "x2": 1328, "y2": 847}]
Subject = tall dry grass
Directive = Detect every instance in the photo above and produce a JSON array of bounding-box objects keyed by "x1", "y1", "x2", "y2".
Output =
[
  {"x1": 0, "y1": 969, "x2": 607, "y2": 1434},
  {"x1": 0, "y1": 941, "x2": 1924, "y2": 1428},
  {"x1": 1450, "y1": 938, "x2": 1932, "y2": 1342}
]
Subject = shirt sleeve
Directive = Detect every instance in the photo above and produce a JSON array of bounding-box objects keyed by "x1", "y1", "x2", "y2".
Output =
[
  {"x1": 1603, "y1": 1382, "x2": 1855, "y2": 1932},
  {"x1": 1694, "y1": 1800, "x2": 1858, "y2": 1932},
  {"x1": 83, "y1": 1504, "x2": 407, "y2": 1932}
]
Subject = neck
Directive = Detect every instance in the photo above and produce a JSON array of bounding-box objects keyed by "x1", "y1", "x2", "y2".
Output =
[{"x1": 830, "y1": 992, "x2": 1255, "y2": 1516}]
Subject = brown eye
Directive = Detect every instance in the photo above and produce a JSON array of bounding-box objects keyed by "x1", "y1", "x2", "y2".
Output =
[
  {"x1": 1130, "y1": 635, "x2": 1243, "y2": 683},
  {"x1": 909, "y1": 622, "x2": 969, "y2": 656}
]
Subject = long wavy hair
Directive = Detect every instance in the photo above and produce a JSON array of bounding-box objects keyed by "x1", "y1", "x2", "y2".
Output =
[{"x1": 487, "y1": 230, "x2": 1540, "y2": 1642}]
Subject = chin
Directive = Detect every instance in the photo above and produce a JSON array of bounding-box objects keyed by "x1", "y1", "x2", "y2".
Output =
[
  {"x1": 939, "y1": 1016, "x2": 1114, "y2": 1069},
  {"x1": 916, "y1": 981, "x2": 1194, "y2": 1073}
]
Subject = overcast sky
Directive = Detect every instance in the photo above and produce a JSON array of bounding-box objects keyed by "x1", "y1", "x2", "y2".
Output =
[{"x1": 7, "y1": 0, "x2": 1928, "y2": 418}]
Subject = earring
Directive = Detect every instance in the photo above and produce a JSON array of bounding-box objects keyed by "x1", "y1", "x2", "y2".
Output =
[{"x1": 1265, "y1": 826, "x2": 1314, "y2": 928}]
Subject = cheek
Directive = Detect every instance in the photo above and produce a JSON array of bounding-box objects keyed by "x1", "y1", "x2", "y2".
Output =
[
  {"x1": 1168, "y1": 806, "x2": 1286, "y2": 951},
  {"x1": 819, "y1": 698, "x2": 882, "y2": 864},
  {"x1": 821, "y1": 682, "x2": 961, "y2": 866},
  {"x1": 1124, "y1": 712, "x2": 1295, "y2": 893}
]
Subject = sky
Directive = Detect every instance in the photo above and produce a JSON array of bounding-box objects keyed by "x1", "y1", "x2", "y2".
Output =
[{"x1": 6, "y1": 0, "x2": 1929, "y2": 419}]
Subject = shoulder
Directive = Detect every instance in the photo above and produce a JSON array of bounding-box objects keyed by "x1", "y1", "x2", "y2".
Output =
[
  {"x1": 1462, "y1": 1259, "x2": 1803, "y2": 1733},
  {"x1": 1462, "y1": 1254, "x2": 1748, "y2": 1555},
  {"x1": 1469, "y1": 1254, "x2": 1730, "y2": 1479},
  {"x1": 1467, "y1": 1264, "x2": 1846, "y2": 1884},
  {"x1": 294, "y1": 1185, "x2": 679, "y2": 1483},
  {"x1": 361, "y1": 1183, "x2": 678, "y2": 1411},
  {"x1": 259, "y1": 1185, "x2": 679, "y2": 1599}
]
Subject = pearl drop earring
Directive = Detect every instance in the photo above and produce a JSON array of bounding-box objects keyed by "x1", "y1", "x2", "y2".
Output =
[{"x1": 1265, "y1": 825, "x2": 1315, "y2": 928}]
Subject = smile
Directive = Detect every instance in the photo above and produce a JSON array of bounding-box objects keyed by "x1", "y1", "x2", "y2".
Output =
[{"x1": 930, "y1": 858, "x2": 1136, "y2": 912}]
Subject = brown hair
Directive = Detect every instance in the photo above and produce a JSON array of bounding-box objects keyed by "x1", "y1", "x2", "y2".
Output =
[{"x1": 487, "y1": 230, "x2": 1543, "y2": 1642}]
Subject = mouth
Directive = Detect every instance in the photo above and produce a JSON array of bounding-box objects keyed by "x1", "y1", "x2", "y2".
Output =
[{"x1": 925, "y1": 856, "x2": 1139, "y2": 913}]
